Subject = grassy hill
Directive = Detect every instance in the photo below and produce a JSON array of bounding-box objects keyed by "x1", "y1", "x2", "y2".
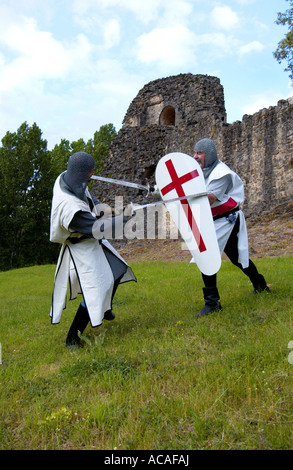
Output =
[{"x1": 0, "y1": 256, "x2": 293, "y2": 450}]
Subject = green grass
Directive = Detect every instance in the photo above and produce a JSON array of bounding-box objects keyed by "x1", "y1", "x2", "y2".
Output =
[{"x1": 0, "y1": 257, "x2": 293, "y2": 450}]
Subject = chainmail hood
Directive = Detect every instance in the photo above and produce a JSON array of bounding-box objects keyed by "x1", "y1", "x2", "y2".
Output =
[
  {"x1": 63, "y1": 152, "x2": 96, "y2": 200},
  {"x1": 194, "y1": 138, "x2": 219, "y2": 178}
]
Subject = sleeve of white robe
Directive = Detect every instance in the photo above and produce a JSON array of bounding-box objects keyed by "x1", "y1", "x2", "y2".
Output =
[
  {"x1": 92, "y1": 213, "x2": 125, "y2": 239},
  {"x1": 69, "y1": 209, "x2": 132, "y2": 240}
]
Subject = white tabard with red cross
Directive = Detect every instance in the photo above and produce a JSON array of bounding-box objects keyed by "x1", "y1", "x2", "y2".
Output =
[{"x1": 155, "y1": 152, "x2": 221, "y2": 275}]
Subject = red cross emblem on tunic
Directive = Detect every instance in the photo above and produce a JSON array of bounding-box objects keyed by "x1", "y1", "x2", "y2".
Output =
[{"x1": 161, "y1": 159, "x2": 207, "y2": 253}]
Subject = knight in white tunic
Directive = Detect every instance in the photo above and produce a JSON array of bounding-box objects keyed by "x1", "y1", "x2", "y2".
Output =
[
  {"x1": 193, "y1": 139, "x2": 270, "y2": 317},
  {"x1": 49, "y1": 151, "x2": 136, "y2": 347}
]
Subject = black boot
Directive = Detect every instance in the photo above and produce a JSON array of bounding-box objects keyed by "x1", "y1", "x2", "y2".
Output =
[
  {"x1": 104, "y1": 310, "x2": 115, "y2": 321},
  {"x1": 66, "y1": 303, "x2": 90, "y2": 348},
  {"x1": 195, "y1": 287, "x2": 222, "y2": 317},
  {"x1": 251, "y1": 274, "x2": 271, "y2": 293}
]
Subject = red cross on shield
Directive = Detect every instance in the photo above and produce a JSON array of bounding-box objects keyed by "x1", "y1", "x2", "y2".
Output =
[{"x1": 161, "y1": 159, "x2": 207, "y2": 253}]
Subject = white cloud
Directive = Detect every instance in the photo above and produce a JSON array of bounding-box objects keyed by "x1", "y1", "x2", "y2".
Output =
[
  {"x1": 133, "y1": 21, "x2": 265, "y2": 72},
  {"x1": 158, "y1": 0, "x2": 193, "y2": 26},
  {"x1": 0, "y1": 17, "x2": 93, "y2": 92},
  {"x1": 136, "y1": 25, "x2": 196, "y2": 67},
  {"x1": 210, "y1": 6, "x2": 240, "y2": 30},
  {"x1": 72, "y1": 0, "x2": 164, "y2": 24},
  {"x1": 236, "y1": 0, "x2": 256, "y2": 4},
  {"x1": 91, "y1": 58, "x2": 142, "y2": 97},
  {"x1": 103, "y1": 18, "x2": 121, "y2": 49},
  {"x1": 192, "y1": 33, "x2": 264, "y2": 61},
  {"x1": 239, "y1": 40, "x2": 264, "y2": 55},
  {"x1": 73, "y1": 0, "x2": 194, "y2": 27},
  {"x1": 113, "y1": 0, "x2": 163, "y2": 23},
  {"x1": 196, "y1": 32, "x2": 240, "y2": 58},
  {"x1": 0, "y1": 19, "x2": 66, "y2": 91}
]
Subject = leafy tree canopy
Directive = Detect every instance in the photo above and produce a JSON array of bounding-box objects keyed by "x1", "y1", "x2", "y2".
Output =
[
  {"x1": 274, "y1": 0, "x2": 293, "y2": 78},
  {"x1": 50, "y1": 123, "x2": 117, "y2": 179}
]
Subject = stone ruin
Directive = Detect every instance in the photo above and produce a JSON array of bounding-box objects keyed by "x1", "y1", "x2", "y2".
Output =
[{"x1": 93, "y1": 73, "x2": 293, "y2": 231}]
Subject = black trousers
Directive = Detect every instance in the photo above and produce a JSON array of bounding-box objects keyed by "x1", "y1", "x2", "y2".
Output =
[{"x1": 202, "y1": 215, "x2": 260, "y2": 288}]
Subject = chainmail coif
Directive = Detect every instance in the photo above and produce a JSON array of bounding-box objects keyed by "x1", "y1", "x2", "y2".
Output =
[
  {"x1": 63, "y1": 152, "x2": 96, "y2": 201},
  {"x1": 194, "y1": 138, "x2": 219, "y2": 178}
]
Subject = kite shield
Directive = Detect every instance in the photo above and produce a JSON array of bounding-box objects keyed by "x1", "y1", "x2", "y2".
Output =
[{"x1": 155, "y1": 152, "x2": 221, "y2": 275}]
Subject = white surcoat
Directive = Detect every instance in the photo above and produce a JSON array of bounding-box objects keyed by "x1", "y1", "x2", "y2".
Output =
[
  {"x1": 49, "y1": 175, "x2": 136, "y2": 327},
  {"x1": 206, "y1": 161, "x2": 249, "y2": 269}
]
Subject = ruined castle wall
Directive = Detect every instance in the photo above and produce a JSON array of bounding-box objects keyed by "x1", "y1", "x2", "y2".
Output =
[
  {"x1": 94, "y1": 119, "x2": 221, "y2": 207},
  {"x1": 123, "y1": 73, "x2": 226, "y2": 128},
  {"x1": 93, "y1": 74, "x2": 293, "y2": 220},
  {"x1": 219, "y1": 99, "x2": 293, "y2": 216}
]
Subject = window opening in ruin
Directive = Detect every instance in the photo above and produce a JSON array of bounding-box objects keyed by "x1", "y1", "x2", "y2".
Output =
[
  {"x1": 159, "y1": 106, "x2": 175, "y2": 125},
  {"x1": 144, "y1": 164, "x2": 157, "y2": 178}
]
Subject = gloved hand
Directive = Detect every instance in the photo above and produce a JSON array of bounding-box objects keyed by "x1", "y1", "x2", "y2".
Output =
[
  {"x1": 123, "y1": 204, "x2": 133, "y2": 217},
  {"x1": 152, "y1": 184, "x2": 161, "y2": 198},
  {"x1": 95, "y1": 203, "x2": 112, "y2": 217},
  {"x1": 111, "y1": 207, "x2": 121, "y2": 216},
  {"x1": 95, "y1": 203, "x2": 121, "y2": 217}
]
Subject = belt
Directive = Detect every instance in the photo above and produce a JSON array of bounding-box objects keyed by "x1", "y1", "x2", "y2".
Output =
[
  {"x1": 213, "y1": 207, "x2": 239, "y2": 221},
  {"x1": 68, "y1": 235, "x2": 89, "y2": 244}
]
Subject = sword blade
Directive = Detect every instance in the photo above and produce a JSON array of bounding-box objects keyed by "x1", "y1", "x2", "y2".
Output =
[
  {"x1": 132, "y1": 191, "x2": 207, "y2": 211},
  {"x1": 91, "y1": 175, "x2": 149, "y2": 192}
]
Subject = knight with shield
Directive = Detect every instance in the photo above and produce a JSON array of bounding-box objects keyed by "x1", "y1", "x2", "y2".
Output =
[{"x1": 192, "y1": 138, "x2": 270, "y2": 317}]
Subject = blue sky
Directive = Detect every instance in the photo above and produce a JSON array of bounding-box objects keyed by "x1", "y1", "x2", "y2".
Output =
[{"x1": 0, "y1": 0, "x2": 291, "y2": 149}]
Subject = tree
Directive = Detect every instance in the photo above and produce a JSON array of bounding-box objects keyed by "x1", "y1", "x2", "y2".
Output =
[
  {"x1": 49, "y1": 123, "x2": 117, "y2": 190},
  {"x1": 50, "y1": 124, "x2": 116, "y2": 178},
  {"x1": 86, "y1": 123, "x2": 117, "y2": 174},
  {"x1": 49, "y1": 138, "x2": 72, "y2": 179},
  {"x1": 273, "y1": 0, "x2": 293, "y2": 79},
  {"x1": 0, "y1": 122, "x2": 57, "y2": 270}
]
